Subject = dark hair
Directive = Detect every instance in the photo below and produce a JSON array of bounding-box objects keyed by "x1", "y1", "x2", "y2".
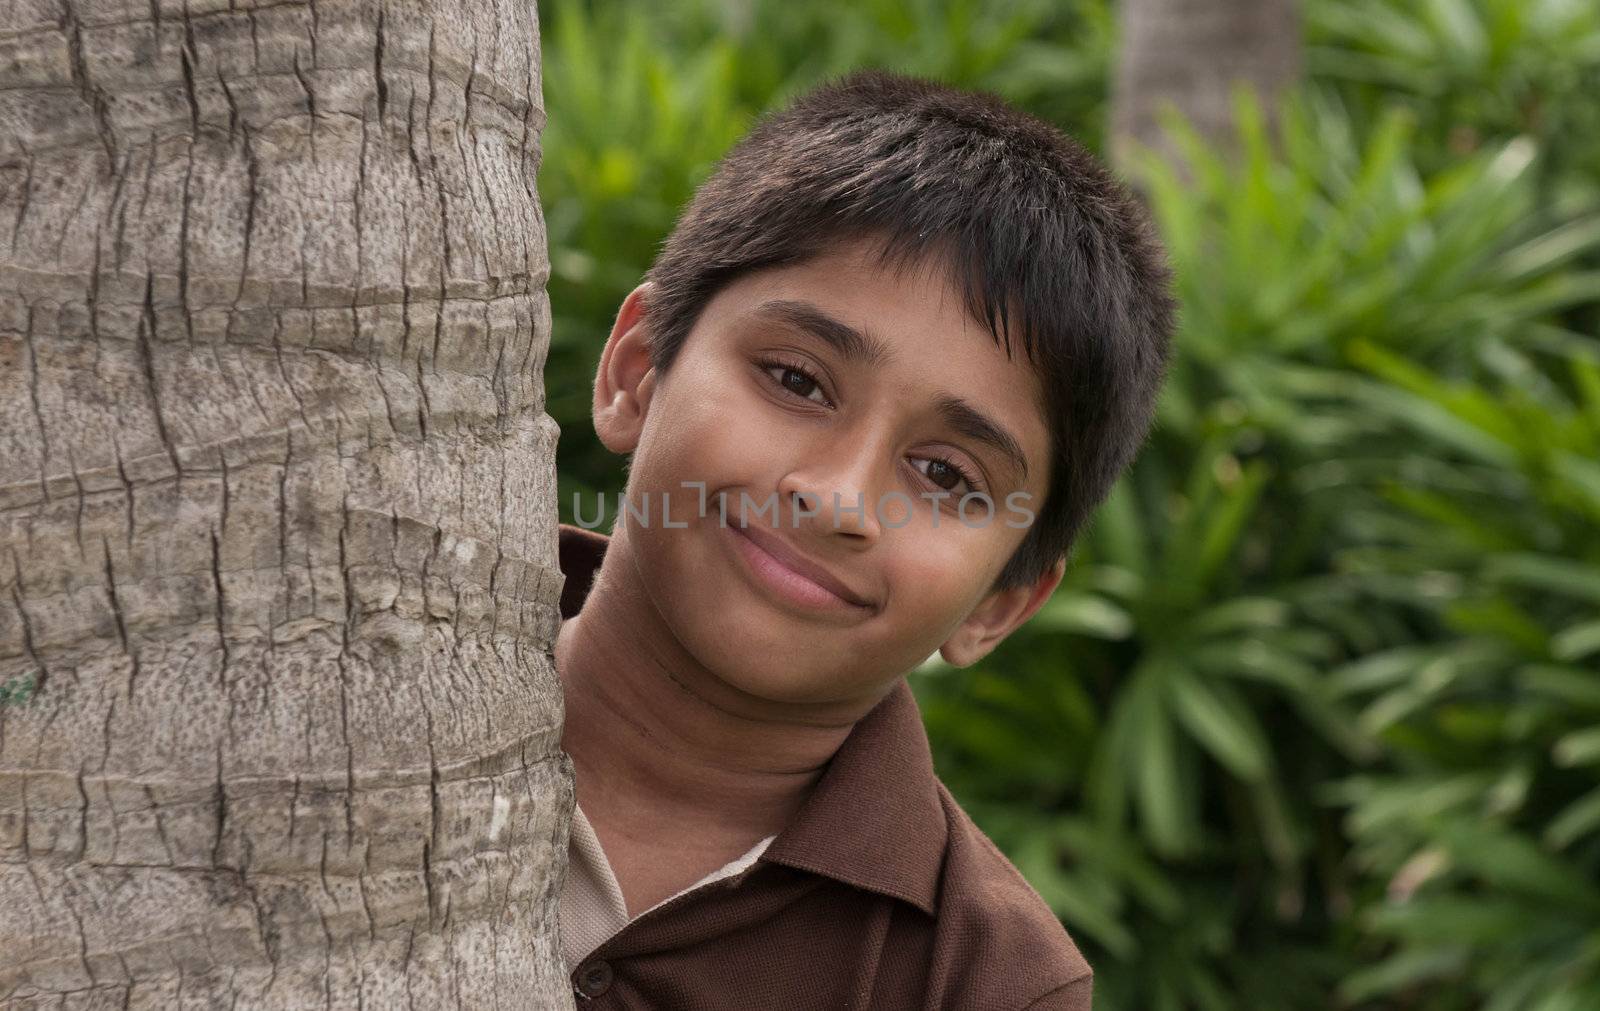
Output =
[{"x1": 643, "y1": 70, "x2": 1176, "y2": 590}]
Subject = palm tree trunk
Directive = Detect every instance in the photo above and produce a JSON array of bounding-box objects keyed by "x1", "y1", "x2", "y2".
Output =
[
  {"x1": 1112, "y1": 0, "x2": 1302, "y2": 167},
  {"x1": 0, "y1": 0, "x2": 571, "y2": 1005}
]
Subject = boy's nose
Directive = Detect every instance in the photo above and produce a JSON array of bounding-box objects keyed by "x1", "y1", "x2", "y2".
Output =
[{"x1": 776, "y1": 441, "x2": 885, "y2": 542}]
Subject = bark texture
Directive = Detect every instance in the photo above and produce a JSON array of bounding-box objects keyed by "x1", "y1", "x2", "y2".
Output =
[
  {"x1": 0, "y1": 0, "x2": 572, "y2": 1006},
  {"x1": 1112, "y1": 0, "x2": 1302, "y2": 166}
]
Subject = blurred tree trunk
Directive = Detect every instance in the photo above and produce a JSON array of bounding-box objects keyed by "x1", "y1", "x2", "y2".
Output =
[
  {"x1": 0, "y1": 0, "x2": 572, "y2": 1006},
  {"x1": 1112, "y1": 0, "x2": 1302, "y2": 167}
]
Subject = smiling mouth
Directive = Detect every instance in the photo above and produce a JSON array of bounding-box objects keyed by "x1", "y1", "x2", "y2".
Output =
[{"x1": 725, "y1": 523, "x2": 875, "y2": 615}]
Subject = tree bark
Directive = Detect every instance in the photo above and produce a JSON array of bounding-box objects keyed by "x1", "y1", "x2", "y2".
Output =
[
  {"x1": 0, "y1": 0, "x2": 572, "y2": 1006},
  {"x1": 1111, "y1": 0, "x2": 1302, "y2": 167}
]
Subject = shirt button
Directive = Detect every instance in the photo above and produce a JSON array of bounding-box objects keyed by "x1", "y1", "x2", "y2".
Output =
[{"x1": 576, "y1": 959, "x2": 614, "y2": 998}]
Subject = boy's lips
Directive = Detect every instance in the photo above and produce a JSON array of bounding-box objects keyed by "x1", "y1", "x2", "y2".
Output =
[{"x1": 726, "y1": 522, "x2": 877, "y2": 613}]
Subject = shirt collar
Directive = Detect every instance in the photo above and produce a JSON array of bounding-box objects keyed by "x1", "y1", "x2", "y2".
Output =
[{"x1": 556, "y1": 522, "x2": 947, "y2": 917}]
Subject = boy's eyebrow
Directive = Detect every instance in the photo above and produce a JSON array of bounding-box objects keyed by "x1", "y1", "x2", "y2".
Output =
[
  {"x1": 751, "y1": 299, "x2": 1031, "y2": 484},
  {"x1": 754, "y1": 299, "x2": 892, "y2": 368},
  {"x1": 934, "y1": 395, "x2": 1031, "y2": 483}
]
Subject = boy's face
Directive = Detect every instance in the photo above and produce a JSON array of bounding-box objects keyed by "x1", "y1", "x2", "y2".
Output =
[{"x1": 591, "y1": 236, "x2": 1064, "y2": 711}]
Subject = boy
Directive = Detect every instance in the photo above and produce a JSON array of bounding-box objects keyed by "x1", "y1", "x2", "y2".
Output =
[{"x1": 553, "y1": 70, "x2": 1174, "y2": 1008}]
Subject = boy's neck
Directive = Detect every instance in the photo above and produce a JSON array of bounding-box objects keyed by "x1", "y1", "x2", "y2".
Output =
[{"x1": 555, "y1": 520, "x2": 894, "y2": 881}]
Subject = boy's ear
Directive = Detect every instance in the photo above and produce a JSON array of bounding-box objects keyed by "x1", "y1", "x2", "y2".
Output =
[
  {"x1": 593, "y1": 282, "x2": 661, "y2": 454},
  {"x1": 938, "y1": 554, "x2": 1066, "y2": 668}
]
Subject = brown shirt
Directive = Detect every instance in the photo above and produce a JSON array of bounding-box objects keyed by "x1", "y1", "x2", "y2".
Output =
[
  {"x1": 562, "y1": 801, "x2": 775, "y2": 971},
  {"x1": 556, "y1": 523, "x2": 1093, "y2": 1009}
]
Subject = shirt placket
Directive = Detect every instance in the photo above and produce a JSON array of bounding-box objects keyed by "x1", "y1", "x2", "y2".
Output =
[{"x1": 568, "y1": 860, "x2": 773, "y2": 1003}]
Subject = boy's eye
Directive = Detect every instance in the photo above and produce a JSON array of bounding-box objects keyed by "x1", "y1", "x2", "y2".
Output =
[
  {"x1": 761, "y1": 360, "x2": 832, "y2": 407},
  {"x1": 913, "y1": 456, "x2": 981, "y2": 497}
]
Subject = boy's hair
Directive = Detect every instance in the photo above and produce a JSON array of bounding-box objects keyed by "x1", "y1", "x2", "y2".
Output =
[{"x1": 642, "y1": 70, "x2": 1176, "y2": 591}]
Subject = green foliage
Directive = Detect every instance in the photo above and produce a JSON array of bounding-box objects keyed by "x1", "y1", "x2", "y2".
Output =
[
  {"x1": 1309, "y1": 0, "x2": 1600, "y2": 200},
  {"x1": 537, "y1": 1, "x2": 1600, "y2": 1006},
  {"x1": 1324, "y1": 346, "x2": 1600, "y2": 1006}
]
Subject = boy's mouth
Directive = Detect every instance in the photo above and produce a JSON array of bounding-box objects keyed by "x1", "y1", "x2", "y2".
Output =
[{"x1": 725, "y1": 522, "x2": 877, "y2": 614}]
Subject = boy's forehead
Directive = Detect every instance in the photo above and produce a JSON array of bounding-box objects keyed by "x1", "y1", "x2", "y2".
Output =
[
  {"x1": 755, "y1": 241, "x2": 1039, "y2": 380},
  {"x1": 707, "y1": 238, "x2": 1002, "y2": 361}
]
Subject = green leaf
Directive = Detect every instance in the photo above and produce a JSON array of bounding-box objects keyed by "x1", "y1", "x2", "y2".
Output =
[
  {"x1": 1501, "y1": 214, "x2": 1600, "y2": 281},
  {"x1": 1011, "y1": 833, "x2": 1139, "y2": 958},
  {"x1": 1546, "y1": 787, "x2": 1600, "y2": 849},
  {"x1": 1194, "y1": 460, "x2": 1272, "y2": 587},
  {"x1": 1031, "y1": 593, "x2": 1135, "y2": 640},
  {"x1": 1553, "y1": 728, "x2": 1600, "y2": 767},
  {"x1": 1345, "y1": 372, "x2": 1519, "y2": 466},
  {"x1": 1187, "y1": 596, "x2": 1292, "y2": 637},
  {"x1": 1522, "y1": 664, "x2": 1600, "y2": 710},
  {"x1": 1487, "y1": 554, "x2": 1600, "y2": 606},
  {"x1": 1437, "y1": 820, "x2": 1600, "y2": 908},
  {"x1": 1092, "y1": 478, "x2": 1148, "y2": 573},
  {"x1": 1166, "y1": 669, "x2": 1272, "y2": 782},
  {"x1": 1552, "y1": 620, "x2": 1600, "y2": 662},
  {"x1": 1128, "y1": 670, "x2": 1192, "y2": 856},
  {"x1": 1341, "y1": 947, "x2": 1470, "y2": 1004}
]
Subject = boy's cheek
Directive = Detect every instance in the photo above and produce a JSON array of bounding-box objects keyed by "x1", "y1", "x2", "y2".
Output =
[
  {"x1": 633, "y1": 397, "x2": 774, "y2": 501},
  {"x1": 884, "y1": 534, "x2": 1010, "y2": 629}
]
